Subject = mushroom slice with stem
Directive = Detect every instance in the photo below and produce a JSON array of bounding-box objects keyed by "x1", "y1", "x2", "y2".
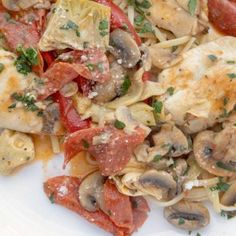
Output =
[
  {"x1": 151, "y1": 123, "x2": 190, "y2": 158},
  {"x1": 137, "y1": 170, "x2": 177, "y2": 201},
  {"x1": 193, "y1": 125, "x2": 236, "y2": 177},
  {"x1": 109, "y1": 29, "x2": 141, "y2": 68},
  {"x1": 0, "y1": 129, "x2": 35, "y2": 175},
  {"x1": 92, "y1": 62, "x2": 127, "y2": 103},
  {"x1": 221, "y1": 182, "x2": 236, "y2": 207},
  {"x1": 78, "y1": 171, "x2": 106, "y2": 212},
  {"x1": 164, "y1": 200, "x2": 210, "y2": 230}
]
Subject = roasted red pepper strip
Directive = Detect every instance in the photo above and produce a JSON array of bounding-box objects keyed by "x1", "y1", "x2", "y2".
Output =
[
  {"x1": 53, "y1": 92, "x2": 90, "y2": 133},
  {"x1": 96, "y1": 0, "x2": 142, "y2": 46},
  {"x1": 64, "y1": 126, "x2": 146, "y2": 175},
  {"x1": 44, "y1": 176, "x2": 131, "y2": 236},
  {"x1": 208, "y1": 0, "x2": 236, "y2": 36},
  {"x1": 41, "y1": 51, "x2": 55, "y2": 68}
]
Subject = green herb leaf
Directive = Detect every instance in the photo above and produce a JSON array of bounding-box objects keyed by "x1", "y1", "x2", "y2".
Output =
[
  {"x1": 152, "y1": 100, "x2": 163, "y2": 114},
  {"x1": 210, "y1": 181, "x2": 230, "y2": 192},
  {"x1": 99, "y1": 19, "x2": 108, "y2": 30},
  {"x1": 134, "y1": 15, "x2": 145, "y2": 26},
  {"x1": 114, "y1": 120, "x2": 126, "y2": 130},
  {"x1": 100, "y1": 31, "x2": 108, "y2": 37},
  {"x1": 82, "y1": 139, "x2": 90, "y2": 149},
  {"x1": 153, "y1": 154, "x2": 162, "y2": 162},
  {"x1": 221, "y1": 210, "x2": 234, "y2": 220},
  {"x1": 87, "y1": 63, "x2": 95, "y2": 71},
  {"x1": 60, "y1": 20, "x2": 80, "y2": 37},
  {"x1": 49, "y1": 193, "x2": 55, "y2": 204},
  {"x1": 15, "y1": 46, "x2": 39, "y2": 75},
  {"x1": 120, "y1": 76, "x2": 131, "y2": 95},
  {"x1": 140, "y1": 22, "x2": 153, "y2": 34},
  {"x1": 0, "y1": 63, "x2": 4, "y2": 73},
  {"x1": 227, "y1": 73, "x2": 236, "y2": 79},
  {"x1": 226, "y1": 60, "x2": 235, "y2": 64},
  {"x1": 223, "y1": 97, "x2": 229, "y2": 106},
  {"x1": 8, "y1": 103, "x2": 16, "y2": 109},
  {"x1": 166, "y1": 87, "x2": 174, "y2": 96},
  {"x1": 178, "y1": 217, "x2": 185, "y2": 225},
  {"x1": 196, "y1": 233, "x2": 201, "y2": 236},
  {"x1": 138, "y1": 0, "x2": 151, "y2": 9},
  {"x1": 188, "y1": 0, "x2": 197, "y2": 16},
  {"x1": 208, "y1": 54, "x2": 217, "y2": 62}
]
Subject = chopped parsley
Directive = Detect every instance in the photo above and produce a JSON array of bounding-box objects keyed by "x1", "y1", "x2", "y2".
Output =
[
  {"x1": 60, "y1": 20, "x2": 80, "y2": 37},
  {"x1": 82, "y1": 139, "x2": 90, "y2": 149},
  {"x1": 221, "y1": 210, "x2": 234, "y2": 220},
  {"x1": 196, "y1": 233, "x2": 201, "y2": 236},
  {"x1": 178, "y1": 217, "x2": 185, "y2": 225},
  {"x1": 210, "y1": 178, "x2": 230, "y2": 192},
  {"x1": 97, "y1": 63, "x2": 104, "y2": 72},
  {"x1": 153, "y1": 154, "x2": 162, "y2": 162},
  {"x1": 0, "y1": 63, "x2": 4, "y2": 73},
  {"x1": 114, "y1": 120, "x2": 126, "y2": 130},
  {"x1": 171, "y1": 45, "x2": 178, "y2": 53},
  {"x1": 208, "y1": 54, "x2": 217, "y2": 62},
  {"x1": 227, "y1": 73, "x2": 236, "y2": 79},
  {"x1": 152, "y1": 100, "x2": 163, "y2": 114},
  {"x1": 49, "y1": 193, "x2": 55, "y2": 204},
  {"x1": 223, "y1": 97, "x2": 229, "y2": 106},
  {"x1": 188, "y1": 0, "x2": 197, "y2": 16},
  {"x1": 15, "y1": 46, "x2": 39, "y2": 75},
  {"x1": 99, "y1": 19, "x2": 109, "y2": 37},
  {"x1": 34, "y1": 77, "x2": 44, "y2": 86},
  {"x1": 87, "y1": 63, "x2": 95, "y2": 71},
  {"x1": 226, "y1": 60, "x2": 235, "y2": 64},
  {"x1": 120, "y1": 75, "x2": 131, "y2": 95},
  {"x1": 140, "y1": 22, "x2": 153, "y2": 34},
  {"x1": 134, "y1": 15, "x2": 145, "y2": 26},
  {"x1": 9, "y1": 92, "x2": 43, "y2": 116},
  {"x1": 219, "y1": 108, "x2": 230, "y2": 118},
  {"x1": 127, "y1": 0, "x2": 151, "y2": 15},
  {"x1": 166, "y1": 87, "x2": 175, "y2": 96}
]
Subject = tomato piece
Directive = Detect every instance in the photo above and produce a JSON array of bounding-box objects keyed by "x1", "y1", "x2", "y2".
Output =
[
  {"x1": 0, "y1": 11, "x2": 40, "y2": 51},
  {"x1": 53, "y1": 92, "x2": 90, "y2": 133},
  {"x1": 44, "y1": 176, "x2": 129, "y2": 236},
  {"x1": 104, "y1": 180, "x2": 133, "y2": 231},
  {"x1": 37, "y1": 49, "x2": 110, "y2": 100},
  {"x1": 64, "y1": 126, "x2": 146, "y2": 175},
  {"x1": 208, "y1": 0, "x2": 236, "y2": 36},
  {"x1": 96, "y1": 0, "x2": 141, "y2": 46}
]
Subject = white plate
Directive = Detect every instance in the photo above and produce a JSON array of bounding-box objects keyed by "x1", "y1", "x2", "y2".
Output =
[{"x1": 0, "y1": 155, "x2": 234, "y2": 236}]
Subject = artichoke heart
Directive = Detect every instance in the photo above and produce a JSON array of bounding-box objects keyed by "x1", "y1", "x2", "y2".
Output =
[{"x1": 38, "y1": 0, "x2": 111, "y2": 51}]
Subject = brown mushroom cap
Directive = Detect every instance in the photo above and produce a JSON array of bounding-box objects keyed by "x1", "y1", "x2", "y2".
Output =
[
  {"x1": 78, "y1": 171, "x2": 106, "y2": 212},
  {"x1": 109, "y1": 29, "x2": 141, "y2": 68},
  {"x1": 164, "y1": 200, "x2": 210, "y2": 230},
  {"x1": 193, "y1": 126, "x2": 236, "y2": 177},
  {"x1": 138, "y1": 170, "x2": 177, "y2": 200}
]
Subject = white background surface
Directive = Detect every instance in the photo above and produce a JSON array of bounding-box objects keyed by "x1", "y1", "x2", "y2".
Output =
[{"x1": 0, "y1": 155, "x2": 235, "y2": 236}]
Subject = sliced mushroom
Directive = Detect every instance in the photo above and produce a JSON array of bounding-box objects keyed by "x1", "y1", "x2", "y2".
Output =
[
  {"x1": 150, "y1": 123, "x2": 190, "y2": 158},
  {"x1": 0, "y1": 129, "x2": 35, "y2": 175},
  {"x1": 78, "y1": 171, "x2": 106, "y2": 212},
  {"x1": 221, "y1": 182, "x2": 236, "y2": 206},
  {"x1": 137, "y1": 170, "x2": 177, "y2": 200},
  {"x1": 109, "y1": 29, "x2": 141, "y2": 68},
  {"x1": 193, "y1": 125, "x2": 236, "y2": 177},
  {"x1": 92, "y1": 62, "x2": 127, "y2": 103},
  {"x1": 164, "y1": 201, "x2": 210, "y2": 230}
]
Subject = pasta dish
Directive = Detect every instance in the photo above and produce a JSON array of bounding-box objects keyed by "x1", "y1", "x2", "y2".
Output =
[{"x1": 0, "y1": 0, "x2": 236, "y2": 235}]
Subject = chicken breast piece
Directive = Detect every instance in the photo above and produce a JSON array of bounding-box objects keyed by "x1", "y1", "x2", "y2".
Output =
[
  {"x1": 0, "y1": 49, "x2": 63, "y2": 134},
  {"x1": 149, "y1": 0, "x2": 206, "y2": 37},
  {"x1": 158, "y1": 36, "x2": 236, "y2": 133}
]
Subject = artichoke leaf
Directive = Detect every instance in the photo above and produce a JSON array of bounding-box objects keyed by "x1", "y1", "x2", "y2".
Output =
[{"x1": 38, "y1": 0, "x2": 111, "y2": 51}]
